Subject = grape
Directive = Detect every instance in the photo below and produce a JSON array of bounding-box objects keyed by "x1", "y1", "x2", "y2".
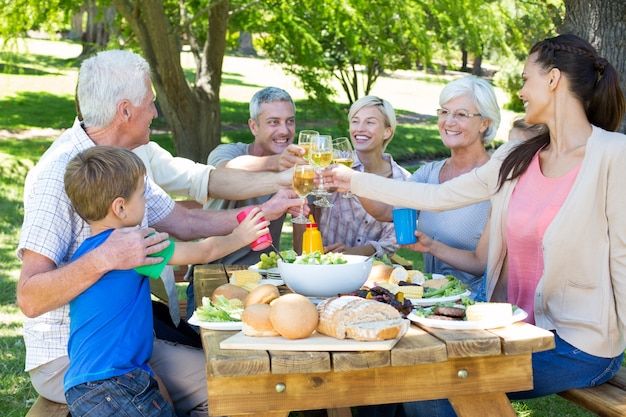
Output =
[{"x1": 258, "y1": 251, "x2": 279, "y2": 269}]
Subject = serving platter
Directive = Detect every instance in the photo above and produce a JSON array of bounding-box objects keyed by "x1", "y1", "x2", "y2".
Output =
[
  {"x1": 220, "y1": 330, "x2": 403, "y2": 351},
  {"x1": 407, "y1": 308, "x2": 528, "y2": 330},
  {"x1": 188, "y1": 313, "x2": 243, "y2": 331}
]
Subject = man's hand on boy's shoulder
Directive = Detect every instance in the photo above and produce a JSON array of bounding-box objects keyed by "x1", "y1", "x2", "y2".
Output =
[{"x1": 104, "y1": 227, "x2": 170, "y2": 270}]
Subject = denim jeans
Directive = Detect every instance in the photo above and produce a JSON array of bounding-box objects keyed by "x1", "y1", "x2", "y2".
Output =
[
  {"x1": 402, "y1": 331, "x2": 624, "y2": 417},
  {"x1": 65, "y1": 368, "x2": 176, "y2": 417}
]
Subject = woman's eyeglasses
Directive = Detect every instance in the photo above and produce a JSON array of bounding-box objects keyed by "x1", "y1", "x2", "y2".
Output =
[{"x1": 436, "y1": 108, "x2": 482, "y2": 121}]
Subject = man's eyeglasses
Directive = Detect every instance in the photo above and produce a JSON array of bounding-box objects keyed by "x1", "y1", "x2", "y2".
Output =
[{"x1": 436, "y1": 108, "x2": 482, "y2": 121}]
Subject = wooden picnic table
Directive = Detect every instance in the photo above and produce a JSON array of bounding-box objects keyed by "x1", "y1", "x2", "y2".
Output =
[{"x1": 194, "y1": 264, "x2": 555, "y2": 417}]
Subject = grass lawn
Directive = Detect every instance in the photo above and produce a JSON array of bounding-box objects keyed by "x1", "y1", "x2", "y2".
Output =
[{"x1": 0, "y1": 38, "x2": 596, "y2": 417}]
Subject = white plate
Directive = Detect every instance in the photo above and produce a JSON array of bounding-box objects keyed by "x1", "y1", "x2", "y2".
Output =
[
  {"x1": 248, "y1": 265, "x2": 280, "y2": 275},
  {"x1": 188, "y1": 312, "x2": 243, "y2": 330},
  {"x1": 410, "y1": 290, "x2": 471, "y2": 306},
  {"x1": 408, "y1": 308, "x2": 528, "y2": 330},
  {"x1": 262, "y1": 277, "x2": 284, "y2": 286}
]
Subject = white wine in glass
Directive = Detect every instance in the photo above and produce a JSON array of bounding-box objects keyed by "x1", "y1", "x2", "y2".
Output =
[
  {"x1": 298, "y1": 130, "x2": 319, "y2": 160},
  {"x1": 309, "y1": 150, "x2": 333, "y2": 168},
  {"x1": 332, "y1": 137, "x2": 355, "y2": 198},
  {"x1": 309, "y1": 134, "x2": 334, "y2": 207},
  {"x1": 292, "y1": 164, "x2": 316, "y2": 224}
]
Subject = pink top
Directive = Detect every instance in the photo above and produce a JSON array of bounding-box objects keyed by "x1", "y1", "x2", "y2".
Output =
[{"x1": 507, "y1": 152, "x2": 581, "y2": 324}]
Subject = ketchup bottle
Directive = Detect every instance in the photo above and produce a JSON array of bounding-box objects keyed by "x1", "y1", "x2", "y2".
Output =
[{"x1": 302, "y1": 215, "x2": 323, "y2": 254}]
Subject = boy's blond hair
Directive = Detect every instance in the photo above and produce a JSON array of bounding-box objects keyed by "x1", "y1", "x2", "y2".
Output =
[{"x1": 64, "y1": 146, "x2": 146, "y2": 222}]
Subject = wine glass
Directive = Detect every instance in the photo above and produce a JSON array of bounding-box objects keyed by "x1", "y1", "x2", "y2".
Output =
[
  {"x1": 332, "y1": 137, "x2": 355, "y2": 198},
  {"x1": 291, "y1": 164, "x2": 316, "y2": 224},
  {"x1": 309, "y1": 134, "x2": 334, "y2": 207},
  {"x1": 297, "y1": 130, "x2": 319, "y2": 160}
]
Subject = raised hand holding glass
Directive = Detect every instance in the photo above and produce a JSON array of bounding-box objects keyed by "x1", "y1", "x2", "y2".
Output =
[
  {"x1": 291, "y1": 164, "x2": 316, "y2": 224},
  {"x1": 332, "y1": 137, "x2": 355, "y2": 198}
]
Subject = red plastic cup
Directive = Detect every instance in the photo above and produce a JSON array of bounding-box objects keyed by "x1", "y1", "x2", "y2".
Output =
[{"x1": 236, "y1": 206, "x2": 272, "y2": 251}]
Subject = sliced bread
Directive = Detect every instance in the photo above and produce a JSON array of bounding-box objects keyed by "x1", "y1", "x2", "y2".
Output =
[{"x1": 345, "y1": 318, "x2": 410, "y2": 341}]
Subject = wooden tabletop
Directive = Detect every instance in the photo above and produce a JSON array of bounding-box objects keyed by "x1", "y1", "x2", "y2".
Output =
[{"x1": 194, "y1": 264, "x2": 555, "y2": 417}]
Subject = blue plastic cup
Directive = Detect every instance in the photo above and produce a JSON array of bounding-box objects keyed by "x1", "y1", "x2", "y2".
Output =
[{"x1": 392, "y1": 208, "x2": 418, "y2": 245}]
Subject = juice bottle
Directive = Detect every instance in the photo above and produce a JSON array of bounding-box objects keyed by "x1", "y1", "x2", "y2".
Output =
[
  {"x1": 302, "y1": 215, "x2": 323, "y2": 254},
  {"x1": 236, "y1": 206, "x2": 272, "y2": 251}
]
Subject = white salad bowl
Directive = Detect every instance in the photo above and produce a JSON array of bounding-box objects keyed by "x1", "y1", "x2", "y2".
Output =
[{"x1": 277, "y1": 254, "x2": 373, "y2": 298}]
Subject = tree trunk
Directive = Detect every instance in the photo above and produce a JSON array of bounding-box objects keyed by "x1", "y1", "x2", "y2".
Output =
[
  {"x1": 68, "y1": 10, "x2": 84, "y2": 41},
  {"x1": 238, "y1": 31, "x2": 256, "y2": 56},
  {"x1": 561, "y1": 0, "x2": 626, "y2": 134},
  {"x1": 78, "y1": 1, "x2": 116, "y2": 58},
  {"x1": 111, "y1": 0, "x2": 228, "y2": 162},
  {"x1": 472, "y1": 55, "x2": 482, "y2": 76},
  {"x1": 461, "y1": 49, "x2": 468, "y2": 72},
  {"x1": 113, "y1": 0, "x2": 229, "y2": 163}
]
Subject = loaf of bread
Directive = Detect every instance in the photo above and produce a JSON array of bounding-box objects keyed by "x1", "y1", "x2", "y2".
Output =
[
  {"x1": 465, "y1": 302, "x2": 512, "y2": 321},
  {"x1": 316, "y1": 296, "x2": 409, "y2": 341}
]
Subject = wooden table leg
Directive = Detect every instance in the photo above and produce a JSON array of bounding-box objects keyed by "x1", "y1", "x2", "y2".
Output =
[
  {"x1": 449, "y1": 393, "x2": 517, "y2": 417},
  {"x1": 326, "y1": 407, "x2": 353, "y2": 417}
]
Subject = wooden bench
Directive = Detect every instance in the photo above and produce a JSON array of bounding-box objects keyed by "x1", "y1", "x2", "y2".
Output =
[
  {"x1": 25, "y1": 396, "x2": 69, "y2": 417},
  {"x1": 558, "y1": 366, "x2": 626, "y2": 417}
]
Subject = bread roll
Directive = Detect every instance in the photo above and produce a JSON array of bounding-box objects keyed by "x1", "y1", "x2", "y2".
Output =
[
  {"x1": 211, "y1": 283, "x2": 249, "y2": 303},
  {"x1": 269, "y1": 294, "x2": 319, "y2": 340},
  {"x1": 367, "y1": 263, "x2": 394, "y2": 283},
  {"x1": 242, "y1": 303, "x2": 280, "y2": 337},
  {"x1": 316, "y1": 296, "x2": 407, "y2": 340},
  {"x1": 244, "y1": 283, "x2": 280, "y2": 307}
]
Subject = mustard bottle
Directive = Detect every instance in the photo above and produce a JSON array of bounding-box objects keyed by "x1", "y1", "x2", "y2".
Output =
[{"x1": 302, "y1": 215, "x2": 323, "y2": 254}]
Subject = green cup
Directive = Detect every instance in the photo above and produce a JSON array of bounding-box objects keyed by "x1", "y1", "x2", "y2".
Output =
[{"x1": 133, "y1": 238, "x2": 176, "y2": 279}]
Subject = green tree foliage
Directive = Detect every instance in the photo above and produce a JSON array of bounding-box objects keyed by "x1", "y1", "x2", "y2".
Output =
[
  {"x1": 491, "y1": 0, "x2": 564, "y2": 110},
  {"x1": 0, "y1": 0, "x2": 71, "y2": 43},
  {"x1": 253, "y1": 0, "x2": 432, "y2": 105}
]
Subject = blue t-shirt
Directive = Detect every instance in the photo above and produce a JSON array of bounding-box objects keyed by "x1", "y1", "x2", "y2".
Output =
[{"x1": 64, "y1": 229, "x2": 154, "y2": 392}]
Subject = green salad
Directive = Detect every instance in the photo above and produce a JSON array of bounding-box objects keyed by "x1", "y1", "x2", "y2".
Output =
[
  {"x1": 293, "y1": 251, "x2": 348, "y2": 265},
  {"x1": 195, "y1": 295, "x2": 243, "y2": 322}
]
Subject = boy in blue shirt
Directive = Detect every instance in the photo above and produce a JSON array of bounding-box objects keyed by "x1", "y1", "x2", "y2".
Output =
[{"x1": 62, "y1": 146, "x2": 268, "y2": 416}]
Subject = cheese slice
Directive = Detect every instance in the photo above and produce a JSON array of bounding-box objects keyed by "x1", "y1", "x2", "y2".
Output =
[
  {"x1": 231, "y1": 270, "x2": 262, "y2": 286},
  {"x1": 466, "y1": 302, "x2": 512, "y2": 321}
]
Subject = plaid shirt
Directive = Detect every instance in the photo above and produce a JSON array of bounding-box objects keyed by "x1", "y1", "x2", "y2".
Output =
[
  {"x1": 318, "y1": 154, "x2": 411, "y2": 257},
  {"x1": 18, "y1": 118, "x2": 174, "y2": 371}
]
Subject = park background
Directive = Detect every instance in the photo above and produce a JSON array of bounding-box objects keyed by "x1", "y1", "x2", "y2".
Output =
[{"x1": 2, "y1": 0, "x2": 625, "y2": 415}]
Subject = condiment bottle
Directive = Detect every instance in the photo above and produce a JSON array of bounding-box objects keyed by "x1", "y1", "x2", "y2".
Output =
[
  {"x1": 302, "y1": 214, "x2": 323, "y2": 254},
  {"x1": 236, "y1": 206, "x2": 272, "y2": 251}
]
